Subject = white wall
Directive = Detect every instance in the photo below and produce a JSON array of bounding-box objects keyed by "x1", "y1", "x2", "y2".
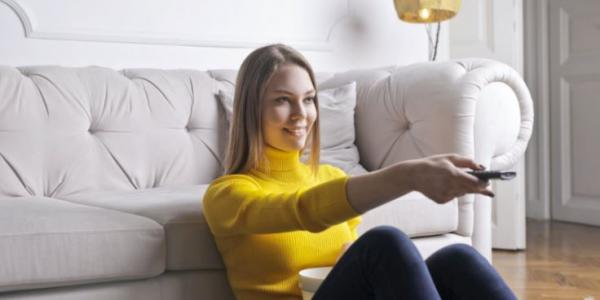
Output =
[{"x1": 0, "y1": 0, "x2": 436, "y2": 72}]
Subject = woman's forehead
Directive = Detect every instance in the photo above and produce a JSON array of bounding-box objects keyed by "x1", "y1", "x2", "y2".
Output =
[{"x1": 265, "y1": 64, "x2": 314, "y2": 93}]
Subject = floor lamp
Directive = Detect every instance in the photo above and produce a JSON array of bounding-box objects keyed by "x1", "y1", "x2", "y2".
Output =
[{"x1": 393, "y1": 0, "x2": 461, "y2": 61}]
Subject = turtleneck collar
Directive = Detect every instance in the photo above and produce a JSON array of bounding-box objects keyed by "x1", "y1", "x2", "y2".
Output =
[{"x1": 253, "y1": 146, "x2": 308, "y2": 182}]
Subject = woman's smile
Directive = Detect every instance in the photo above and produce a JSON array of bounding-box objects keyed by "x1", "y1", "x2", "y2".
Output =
[{"x1": 283, "y1": 126, "x2": 307, "y2": 137}]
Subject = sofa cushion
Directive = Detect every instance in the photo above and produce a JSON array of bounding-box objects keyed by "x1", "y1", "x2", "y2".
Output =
[
  {"x1": 0, "y1": 66, "x2": 228, "y2": 199},
  {"x1": 358, "y1": 192, "x2": 458, "y2": 239},
  {"x1": 59, "y1": 185, "x2": 223, "y2": 271},
  {"x1": 0, "y1": 271, "x2": 235, "y2": 300},
  {"x1": 301, "y1": 82, "x2": 367, "y2": 175},
  {"x1": 0, "y1": 197, "x2": 164, "y2": 293}
]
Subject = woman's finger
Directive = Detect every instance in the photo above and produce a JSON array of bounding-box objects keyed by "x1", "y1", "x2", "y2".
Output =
[
  {"x1": 470, "y1": 180, "x2": 495, "y2": 198},
  {"x1": 458, "y1": 170, "x2": 485, "y2": 185},
  {"x1": 480, "y1": 189, "x2": 495, "y2": 198},
  {"x1": 458, "y1": 176, "x2": 492, "y2": 197},
  {"x1": 446, "y1": 154, "x2": 485, "y2": 170}
]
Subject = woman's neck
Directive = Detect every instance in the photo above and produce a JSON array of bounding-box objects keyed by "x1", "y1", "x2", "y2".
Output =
[
  {"x1": 256, "y1": 146, "x2": 301, "y2": 172},
  {"x1": 252, "y1": 146, "x2": 309, "y2": 182}
]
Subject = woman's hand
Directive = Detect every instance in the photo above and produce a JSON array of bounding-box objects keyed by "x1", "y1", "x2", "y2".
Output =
[
  {"x1": 409, "y1": 154, "x2": 494, "y2": 204},
  {"x1": 346, "y1": 153, "x2": 494, "y2": 214}
]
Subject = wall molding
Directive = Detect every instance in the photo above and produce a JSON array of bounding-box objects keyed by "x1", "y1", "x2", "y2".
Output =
[
  {"x1": 483, "y1": 0, "x2": 495, "y2": 54},
  {"x1": 558, "y1": 7, "x2": 570, "y2": 65},
  {"x1": 547, "y1": 0, "x2": 600, "y2": 225},
  {"x1": 553, "y1": 74, "x2": 600, "y2": 226},
  {"x1": 1, "y1": 0, "x2": 30, "y2": 36},
  {"x1": 559, "y1": 77, "x2": 571, "y2": 207},
  {"x1": 524, "y1": 0, "x2": 551, "y2": 220},
  {"x1": 553, "y1": 71, "x2": 600, "y2": 225},
  {"x1": 0, "y1": 0, "x2": 349, "y2": 51},
  {"x1": 449, "y1": 0, "x2": 496, "y2": 58}
]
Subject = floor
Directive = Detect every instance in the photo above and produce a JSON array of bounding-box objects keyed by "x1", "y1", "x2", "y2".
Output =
[{"x1": 493, "y1": 219, "x2": 600, "y2": 300}]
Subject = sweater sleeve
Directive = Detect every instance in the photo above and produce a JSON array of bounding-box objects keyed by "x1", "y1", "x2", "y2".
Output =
[
  {"x1": 203, "y1": 175, "x2": 360, "y2": 237},
  {"x1": 324, "y1": 165, "x2": 363, "y2": 240},
  {"x1": 347, "y1": 216, "x2": 362, "y2": 240}
]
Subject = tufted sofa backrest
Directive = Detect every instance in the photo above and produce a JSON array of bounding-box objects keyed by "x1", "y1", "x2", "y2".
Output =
[{"x1": 0, "y1": 66, "x2": 230, "y2": 198}]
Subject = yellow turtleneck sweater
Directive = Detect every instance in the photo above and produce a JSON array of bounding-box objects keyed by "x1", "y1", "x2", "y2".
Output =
[{"x1": 203, "y1": 146, "x2": 361, "y2": 300}]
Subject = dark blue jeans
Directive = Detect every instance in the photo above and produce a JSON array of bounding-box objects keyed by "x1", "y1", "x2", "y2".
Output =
[{"x1": 313, "y1": 226, "x2": 516, "y2": 300}]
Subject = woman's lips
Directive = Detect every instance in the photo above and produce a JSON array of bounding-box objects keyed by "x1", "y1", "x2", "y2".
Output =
[{"x1": 284, "y1": 127, "x2": 306, "y2": 136}]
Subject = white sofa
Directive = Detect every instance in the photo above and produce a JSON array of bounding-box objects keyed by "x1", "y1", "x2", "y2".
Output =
[{"x1": 0, "y1": 58, "x2": 533, "y2": 300}]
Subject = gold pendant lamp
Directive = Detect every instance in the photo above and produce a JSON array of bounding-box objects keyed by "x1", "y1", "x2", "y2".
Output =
[{"x1": 393, "y1": 0, "x2": 461, "y2": 23}]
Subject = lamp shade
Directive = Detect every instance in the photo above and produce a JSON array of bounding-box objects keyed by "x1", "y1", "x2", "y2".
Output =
[{"x1": 393, "y1": 0, "x2": 461, "y2": 23}]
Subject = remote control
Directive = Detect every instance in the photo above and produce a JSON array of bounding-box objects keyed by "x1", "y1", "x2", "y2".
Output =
[{"x1": 467, "y1": 170, "x2": 516, "y2": 181}]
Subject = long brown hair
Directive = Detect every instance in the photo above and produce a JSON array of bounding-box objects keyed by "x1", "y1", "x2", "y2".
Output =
[{"x1": 224, "y1": 44, "x2": 320, "y2": 175}]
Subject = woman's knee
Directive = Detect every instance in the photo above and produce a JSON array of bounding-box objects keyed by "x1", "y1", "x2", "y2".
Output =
[
  {"x1": 362, "y1": 226, "x2": 410, "y2": 245},
  {"x1": 357, "y1": 226, "x2": 427, "y2": 272},
  {"x1": 360, "y1": 226, "x2": 419, "y2": 256},
  {"x1": 442, "y1": 244, "x2": 481, "y2": 259},
  {"x1": 429, "y1": 243, "x2": 486, "y2": 268}
]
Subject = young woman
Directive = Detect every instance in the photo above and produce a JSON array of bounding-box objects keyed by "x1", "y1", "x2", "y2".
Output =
[{"x1": 203, "y1": 44, "x2": 516, "y2": 300}]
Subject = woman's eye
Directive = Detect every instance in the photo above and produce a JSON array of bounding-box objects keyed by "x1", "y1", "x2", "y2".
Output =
[
  {"x1": 275, "y1": 97, "x2": 288, "y2": 103},
  {"x1": 303, "y1": 97, "x2": 315, "y2": 103}
]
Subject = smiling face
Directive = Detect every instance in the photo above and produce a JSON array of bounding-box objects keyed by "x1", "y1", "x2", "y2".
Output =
[{"x1": 261, "y1": 64, "x2": 317, "y2": 153}]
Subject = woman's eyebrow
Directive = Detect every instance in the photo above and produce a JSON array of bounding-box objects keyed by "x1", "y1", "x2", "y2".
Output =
[{"x1": 273, "y1": 89, "x2": 316, "y2": 95}]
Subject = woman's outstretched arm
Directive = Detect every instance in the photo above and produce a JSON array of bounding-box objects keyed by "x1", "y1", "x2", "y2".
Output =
[{"x1": 346, "y1": 154, "x2": 494, "y2": 214}]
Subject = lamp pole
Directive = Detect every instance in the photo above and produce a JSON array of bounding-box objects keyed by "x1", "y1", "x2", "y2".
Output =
[{"x1": 426, "y1": 22, "x2": 441, "y2": 61}]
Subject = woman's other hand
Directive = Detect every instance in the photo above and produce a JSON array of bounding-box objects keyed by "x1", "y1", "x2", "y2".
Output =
[{"x1": 409, "y1": 154, "x2": 494, "y2": 204}]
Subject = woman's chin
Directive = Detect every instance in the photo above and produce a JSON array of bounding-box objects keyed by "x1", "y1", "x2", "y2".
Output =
[
  {"x1": 286, "y1": 144, "x2": 306, "y2": 152},
  {"x1": 267, "y1": 135, "x2": 308, "y2": 152},
  {"x1": 282, "y1": 137, "x2": 307, "y2": 150},
  {"x1": 278, "y1": 142, "x2": 306, "y2": 152}
]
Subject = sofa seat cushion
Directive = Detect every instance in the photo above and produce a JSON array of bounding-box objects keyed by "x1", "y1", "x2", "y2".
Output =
[
  {"x1": 0, "y1": 197, "x2": 164, "y2": 293},
  {"x1": 358, "y1": 192, "x2": 458, "y2": 238},
  {"x1": 59, "y1": 185, "x2": 223, "y2": 271}
]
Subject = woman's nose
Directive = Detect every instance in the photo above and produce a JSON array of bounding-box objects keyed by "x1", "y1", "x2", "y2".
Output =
[{"x1": 290, "y1": 100, "x2": 306, "y2": 120}]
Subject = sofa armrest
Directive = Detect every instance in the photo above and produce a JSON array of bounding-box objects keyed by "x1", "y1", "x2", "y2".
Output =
[{"x1": 321, "y1": 58, "x2": 533, "y2": 259}]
